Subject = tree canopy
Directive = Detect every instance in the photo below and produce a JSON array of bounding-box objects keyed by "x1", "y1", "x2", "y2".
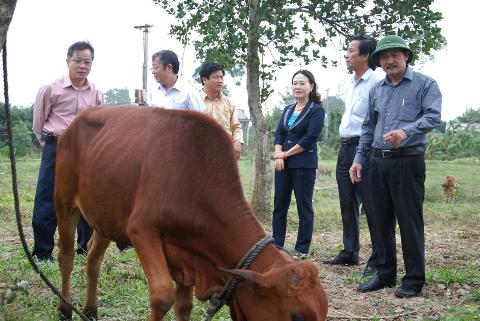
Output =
[
  {"x1": 155, "y1": 0, "x2": 445, "y2": 101},
  {"x1": 104, "y1": 88, "x2": 131, "y2": 105}
]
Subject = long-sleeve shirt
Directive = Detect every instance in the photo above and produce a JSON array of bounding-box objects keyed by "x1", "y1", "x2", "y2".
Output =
[
  {"x1": 339, "y1": 68, "x2": 379, "y2": 138},
  {"x1": 149, "y1": 79, "x2": 206, "y2": 112},
  {"x1": 354, "y1": 67, "x2": 442, "y2": 165},
  {"x1": 32, "y1": 74, "x2": 104, "y2": 144},
  {"x1": 201, "y1": 90, "x2": 244, "y2": 144}
]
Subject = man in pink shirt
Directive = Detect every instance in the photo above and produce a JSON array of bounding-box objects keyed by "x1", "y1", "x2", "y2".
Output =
[{"x1": 31, "y1": 41, "x2": 104, "y2": 263}]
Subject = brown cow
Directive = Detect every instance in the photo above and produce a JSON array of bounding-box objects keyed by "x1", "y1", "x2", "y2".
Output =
[{"x1": 55, "y1": 106, "x2": 328, "y2": 321}]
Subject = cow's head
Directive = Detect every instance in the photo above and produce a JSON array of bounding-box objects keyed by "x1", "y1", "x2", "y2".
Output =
[{"x1": 226, "y1": 261, "x2": 328, "y2": 321}]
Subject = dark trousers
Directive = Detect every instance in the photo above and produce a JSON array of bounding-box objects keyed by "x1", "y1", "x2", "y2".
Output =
[
  {"x1": 336, "y1": 143, "x2": 379, "y2": 267},
  {"x1": 32, "y1": 140, "x2": 92, "y2": 260},
  {"x1": 369, "y1": 155, "x2": 425, "y2": 291},
  {"x1": 272, "y1": 168, "x2": 316, "y2": 254}
]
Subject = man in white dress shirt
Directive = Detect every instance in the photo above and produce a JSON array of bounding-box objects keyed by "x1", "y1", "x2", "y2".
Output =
[
  {"x1": 323, "y1": 34, "x2": 380, "y2": 278},
  {"x1": 149, "y1": 50, "x2": 205, "y2": 112}
]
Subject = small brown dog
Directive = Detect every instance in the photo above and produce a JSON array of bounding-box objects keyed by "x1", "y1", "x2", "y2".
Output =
[{"x1": 441, "y1": 176, "x2": 459, "y2": 203}]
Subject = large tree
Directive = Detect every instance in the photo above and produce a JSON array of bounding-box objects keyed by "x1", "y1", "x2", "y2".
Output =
[{"x1": 154, "y1": 0, "x2": 445, "y2": 220}]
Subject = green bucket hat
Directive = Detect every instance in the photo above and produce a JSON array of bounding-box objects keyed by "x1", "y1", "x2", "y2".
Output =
[{"x1": 370, "y1": 35, "x2": 414, "y2": 67}]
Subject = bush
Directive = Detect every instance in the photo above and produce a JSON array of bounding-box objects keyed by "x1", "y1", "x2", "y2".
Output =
[{"x1": 426, "y1": 128, "x2": 480, "y2": 160}]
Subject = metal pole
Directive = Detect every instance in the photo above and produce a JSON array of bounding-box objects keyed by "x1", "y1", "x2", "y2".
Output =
[{"x1": 134, "y1": 24, "x2": 153, "y2": 92}]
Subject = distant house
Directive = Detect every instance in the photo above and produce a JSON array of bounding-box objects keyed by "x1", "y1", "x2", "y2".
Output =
[
  {"x1": 459, "y1": 122, "x2": 480, "y2": 132},
  {"x1": 236, "y1": 109, "x2": 250, "y2": 145}
]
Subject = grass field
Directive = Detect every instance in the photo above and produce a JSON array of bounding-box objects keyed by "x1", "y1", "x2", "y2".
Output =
[{"x1": 0, "y1": 154, "x2": 479, "y2": 320}]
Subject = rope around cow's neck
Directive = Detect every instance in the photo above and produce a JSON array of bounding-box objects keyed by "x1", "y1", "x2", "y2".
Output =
[
  {"x1": 2, "y1": 38, "x2": 90, "y2": 321},
  {"x1": 205, "y1": 235, "x2": 275, "y2": 321}
]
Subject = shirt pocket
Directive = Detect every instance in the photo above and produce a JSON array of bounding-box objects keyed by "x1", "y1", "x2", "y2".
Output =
[{"x1": 398, "y1": 99, "x2": 420, "y2": 121}]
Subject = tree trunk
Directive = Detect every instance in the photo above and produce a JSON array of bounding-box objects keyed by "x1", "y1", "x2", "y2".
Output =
[
  {"x1": 0, "y1": 0, "x2": 17, "y2": 49},
  {"x1": 246, "y1": 3, "x2": 272, "y2": 222}
]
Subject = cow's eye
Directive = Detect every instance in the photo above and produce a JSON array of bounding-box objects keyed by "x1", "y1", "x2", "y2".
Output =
[{"x1": 292, "y1": 314, "x2": 305, "y2": 321}]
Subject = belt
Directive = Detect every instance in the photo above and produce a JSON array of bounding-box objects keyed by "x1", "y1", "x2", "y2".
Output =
[
  {"x1": 374, "y1": 146, "x2": 425, "y2": 158},
  {"x1": 340, "y1": 136, "x2": 360, "y2": 145},
  {"x1": 42, "y1": 132, "x2": 58, "y2": 143}
]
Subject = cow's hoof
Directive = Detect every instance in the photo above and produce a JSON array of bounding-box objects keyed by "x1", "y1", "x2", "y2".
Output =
[{"x1": 84, "y1": 310, "x2": 98, "y2": 321}]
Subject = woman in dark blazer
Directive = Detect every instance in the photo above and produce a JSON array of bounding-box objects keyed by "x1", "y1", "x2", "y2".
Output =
[{"x1": 272, "y1": 69, "x2": 325, "y2": 260}]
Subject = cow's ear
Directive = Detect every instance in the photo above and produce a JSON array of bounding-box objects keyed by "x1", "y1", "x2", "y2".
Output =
[{"x1": 219, "y1": 267, "x2": 268, "y2": 290}]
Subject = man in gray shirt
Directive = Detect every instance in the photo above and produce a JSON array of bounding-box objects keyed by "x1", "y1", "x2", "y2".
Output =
[{"x1": 350, "y1": 35, "x2": 441, "y2": 298}]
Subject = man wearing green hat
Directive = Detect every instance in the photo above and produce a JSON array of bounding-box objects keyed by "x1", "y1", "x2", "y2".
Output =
[{"x1": 349, "y1": 35, "x2": 442, "y2": 298}]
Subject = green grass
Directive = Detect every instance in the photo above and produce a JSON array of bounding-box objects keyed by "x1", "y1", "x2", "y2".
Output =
[
  {"x1": 423, "y1": 305, "x2": 480, "y2": 321},
  {"x1": 1, "y1": 155, "x2": 479, "y2": 320},
  {"x1": 426, "y1": 264, "x2": 480, "y2": 287}
]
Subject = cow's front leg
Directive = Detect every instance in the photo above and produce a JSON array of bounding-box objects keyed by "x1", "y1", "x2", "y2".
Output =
[
  {"x1": 174, "y1": 283, "x2": 193, "y2": 321},
  {"x1": 128, "y1": 224, "x2": 174, "y2": 321},
  {"x1": 83, "y1": 232, "x2": 110, "y2": 319}
]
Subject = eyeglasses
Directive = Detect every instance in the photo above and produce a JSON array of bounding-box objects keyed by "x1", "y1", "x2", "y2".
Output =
[{"x1": 70, "y1": 59, "x2": 92, "y2": 66}]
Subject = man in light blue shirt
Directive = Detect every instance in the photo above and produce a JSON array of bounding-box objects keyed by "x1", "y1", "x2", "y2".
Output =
[
  {"x1": 323, "y1": 34, "x2": 380, "y2": 279},
  {"x1": 351, "y1": 35, "x2": 441, "y2": 298},
  {"x1": 149, "y1": 50, "x2": 205, "y2": 112}
]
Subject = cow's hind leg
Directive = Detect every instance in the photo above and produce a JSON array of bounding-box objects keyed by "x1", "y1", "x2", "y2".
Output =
[
  {"x1": 174, "y1": 283, "x2": 193, "y2": 321},
  {"x1": 57, "y1": 207, "x2": 81, "y2": 320},
  {"x1": 83, "y1": 232, "x2": 111, "y2": 319},
  {"x1": 128, "y1": 224, "x2": 174, "y2": 321}
]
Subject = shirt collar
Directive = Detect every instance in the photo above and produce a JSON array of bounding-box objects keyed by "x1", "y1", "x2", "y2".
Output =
[
  {"x1": 200, "y1": 88, "x2": 223, "y2": 101},
  {"x1": 352, "y1": 68, "x2": 375, "y2": 82},
  {"x1": 63, "y1": 74, "x2": 90, "y2": 90},
  {"x1": 158, "y1": 77, "x2": 183, "y2": 92},
  {"x1": 381, "y1": 66, "x2": 413, "y2": 86},
  {"x1": 351, "y1": 68, "x2": 375, "y2": 85}
]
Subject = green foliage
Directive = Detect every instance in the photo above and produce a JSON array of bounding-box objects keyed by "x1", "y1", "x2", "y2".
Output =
[
  {"x1": 317, "y1": 142, "x2": 338, "y2": 160},
  {"x1": 322, "y1": 96, "x2": 345, "y2": 145},
  {"x1": 265, "y1": 106, "x2": 283, "y2": 134},
  {"x1": 426, "y1": 121, "x2": 480, "y2": 160},
  {"x1": 104, "y1": 88, "x2": 131, "y2": 105},
  {"x1": 457, "y1": 107, "x2": 480, "y2": 124},
  {"x1": 0, "y1": 103, "x2": 37, "y2": 157}
]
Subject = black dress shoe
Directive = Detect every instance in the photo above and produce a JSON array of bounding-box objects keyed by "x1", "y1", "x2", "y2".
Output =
[
  {"x1": 357, "y1": 276, "x2": 395, "y2": 293},
  {"x1": 362, "y1": 266, "x2": 377, "y2": 278},
  {"x1": 394, "y1": 285, "x2": 421, "y2": 298},
  {"x1": 323, "y1": 252, "x2": 360, "y2": 266}
]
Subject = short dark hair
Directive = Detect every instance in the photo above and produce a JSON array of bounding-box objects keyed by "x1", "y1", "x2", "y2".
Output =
[
  {"x1": 350, "y1": 34, "x2": 377, "y2": 70},
  {"x1": 199, "y1": 62, "x2": 225, "y2": 85},
  {"x1": 67, "y1": 41, "x2": 94, "y2": 60},
  {"x1": 291, "y1": 69, "x2": 322, "y2": 105},
  {"x1": 152, "y1": 50, "x2": 180, "y2": 74}
]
